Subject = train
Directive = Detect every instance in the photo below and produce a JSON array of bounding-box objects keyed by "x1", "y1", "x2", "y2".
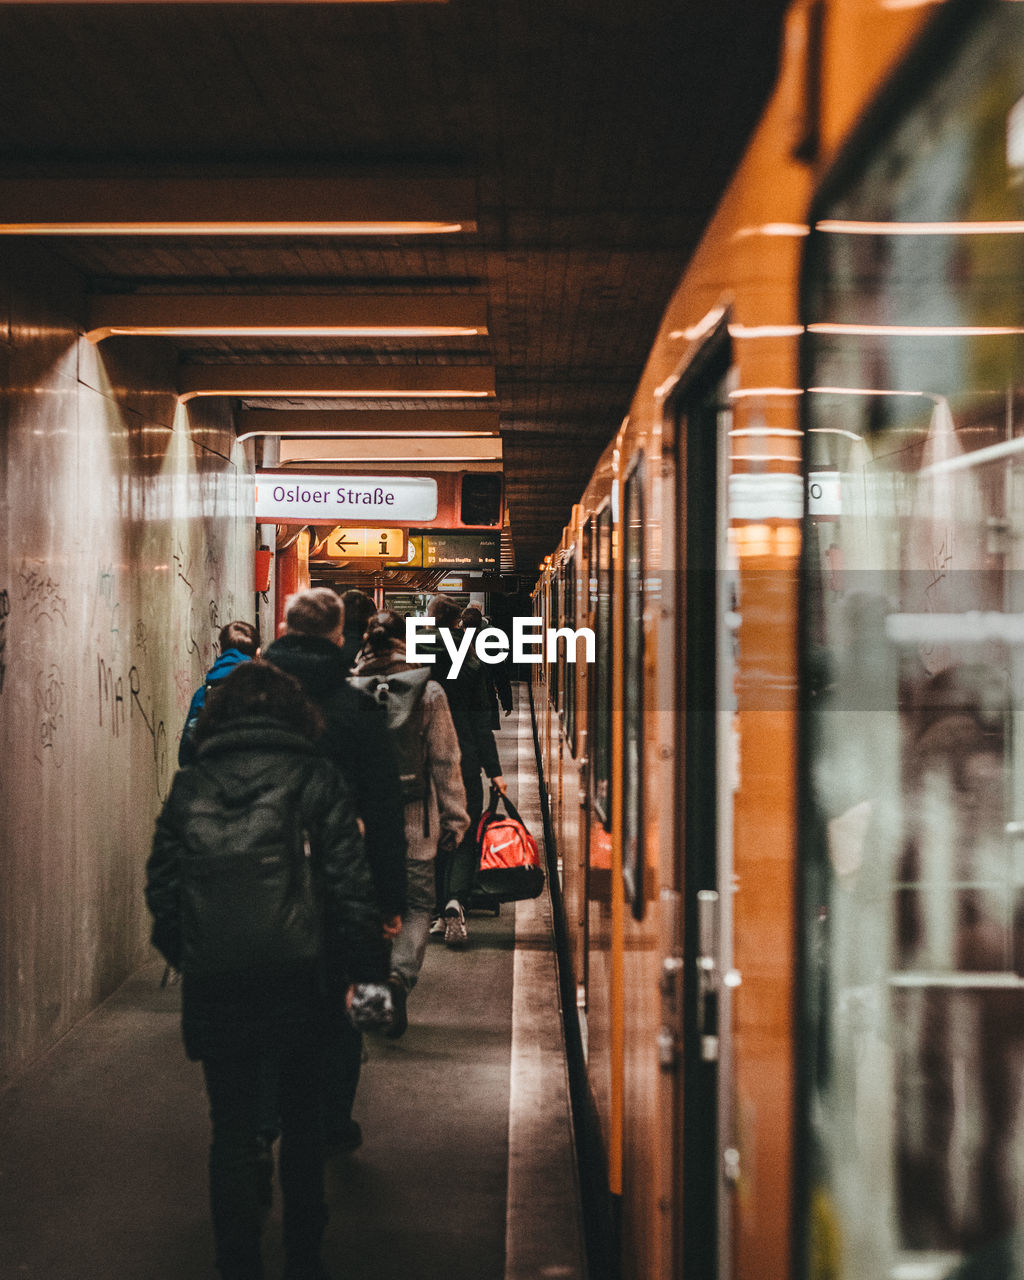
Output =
[{"x1": 529, "y1": 2, "x2": 1024, "y2": 1278}]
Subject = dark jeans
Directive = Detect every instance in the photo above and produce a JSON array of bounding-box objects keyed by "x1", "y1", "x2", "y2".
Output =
[
  {"x1": 255, "y1": 1007, "x2": 360, "y2": 1148},
  {"x1": 202, "y1": 1033, "x2": 327, "y2": 1280},
  {"x1": 436, "y1": 766, "x2": 485, "y2": 910},
  {"x1": 324, "y1": 1013, "x2": 363, "y2": 1137}
]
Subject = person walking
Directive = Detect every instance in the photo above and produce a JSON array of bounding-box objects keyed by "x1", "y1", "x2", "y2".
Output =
[
  {"x1": 263, "y1": 588, "x2": 405, "y2": 1150},
  {"x1": 145, "y1": 660, "x2": 389, "y2": 1280},
  {"x1": 419, "y1": 595, "x2": 507, "y2": 947},
  {"x1": 337, "y1": 589, "x2": 376, "y2": 672},
  {"x1": 461, "y1": 604, "x2": 514, "y2": 727},
  {"x1": 178, "y1": 620, "x2": 259, "y2": 765},
  {"x1": 350, "y1": 609, "x2": 469, "y2": 1033}
]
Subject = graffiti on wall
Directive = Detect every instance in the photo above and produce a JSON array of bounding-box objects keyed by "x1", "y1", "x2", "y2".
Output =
[
  {"x1": 94, "y1": 565, "x2": 121, "y2": 657},
  {"x1": 129, "y1": 665, "x2": 168, "y2": 800},
  {"x1": 18, "y1": 560, "x2": 68, "y2": 629},
  {"x1": 92, "y1": 562, "x2": 170, "y2": 799},
  {"x1": 33, "y1": 664, "x2": 66, "y2": 767},
  {"x1": 97, "y1": 656, "x2": 126, "y2": 739}
]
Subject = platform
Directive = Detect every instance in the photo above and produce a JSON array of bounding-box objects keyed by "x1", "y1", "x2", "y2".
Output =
[{"x1": 0, "y1": 697, "x2": 585, "y2": 1280}]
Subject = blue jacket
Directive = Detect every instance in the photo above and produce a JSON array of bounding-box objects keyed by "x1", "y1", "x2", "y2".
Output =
[{"x1": 177, "y1": 648, "x2": 254, "y2": 766}]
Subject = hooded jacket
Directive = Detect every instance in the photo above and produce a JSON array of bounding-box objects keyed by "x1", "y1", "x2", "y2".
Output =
[
  {"x1": 146, "y1": 716, "x2": 385, "y2": 1060},
  {"x1": 177, "y1": 647, "x2": 254, "y2": 766},
  {"x1": 351, "y1": 640, "x2": 470, "y2": 861},
  {"x1": 262, "y1": 632, "x2": 407, "y2": 917}
]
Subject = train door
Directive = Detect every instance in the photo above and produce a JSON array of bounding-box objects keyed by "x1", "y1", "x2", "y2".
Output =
[{"x1": 665, "y1": 336, "x2": 737, "y2": 1279}]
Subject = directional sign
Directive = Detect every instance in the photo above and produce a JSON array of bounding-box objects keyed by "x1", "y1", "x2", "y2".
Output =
[
  {"x1": 324, "y1": 527, "x2": 407, "y2": 560},
  {"x1": 400, "y1": 531, "x2": 500, "y2": 569}
]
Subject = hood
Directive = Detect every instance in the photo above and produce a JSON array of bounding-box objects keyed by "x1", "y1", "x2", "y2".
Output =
[
  {"x1": 351, "y1": 640, "x2": 417, "y2": 676},
  {"x1": 263, "y1": 633, "x2": 350, "y2": 694},
  {"x1": 194, "y1": 716, "x2": 319, "y2": 800},
  {"x1": 206, "y1": 648, "x2": 254, "y2": 684}
]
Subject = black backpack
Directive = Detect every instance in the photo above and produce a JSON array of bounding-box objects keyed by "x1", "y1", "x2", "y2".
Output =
[
  {"x1": 177, "y1": 772, "x2": 321, "y2": 977},
  {"x1": 348, "y1": 667, "x2": 432, "y2": 803}
]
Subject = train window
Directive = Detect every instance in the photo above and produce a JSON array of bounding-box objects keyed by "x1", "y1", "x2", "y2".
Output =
[
  {"x1": 593, "y1": 505, "x2": 613, "y2": 829},
  {"x1": 564, "y1": 551, "x2": 577, "y2": 755},
  {"x1": 549, "y1": 571, "x2": 560, "y2": 710},
  {"x1": 799, "y1": 9, "x2": 1024, "y2": 1277},
  {"x1": 622, "y1": 459, "x2": 645, "y2": 917},
  {"x1": 585, "y1": 517, "x2": 597, "y2": 614}
]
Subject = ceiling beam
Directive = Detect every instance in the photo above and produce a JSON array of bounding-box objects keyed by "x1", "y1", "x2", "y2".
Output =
[
  {"x1": 236, "y1": 408, "x2": 501, "y2": 437},
  {"x1": 0, "y1": 1, "x2": 450, "y2": 8},
  {"x1": 278, "y1": 437, "x2": 503, "y2": 464},
  {"x1": 86, "y1": 294, "x2": 487, "y2": 343},
  {"x1": 0, "y1": 175, "x2": 473, "y2": 234},
  {"x1": 179, "y1": 364, "x2": 496, "y2": 402}
]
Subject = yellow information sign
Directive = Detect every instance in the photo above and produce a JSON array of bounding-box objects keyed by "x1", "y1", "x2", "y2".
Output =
[{"x1": 324, "y1": 527, "x2": 407, "y2": 560}]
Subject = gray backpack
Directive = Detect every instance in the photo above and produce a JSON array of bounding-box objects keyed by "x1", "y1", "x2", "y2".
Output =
[{"x1": 349, "y1": 667, "x2": 432, "y2": 803}]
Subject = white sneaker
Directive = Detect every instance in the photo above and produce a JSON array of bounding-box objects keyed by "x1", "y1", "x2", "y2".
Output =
[
  {"x1": 428, "y1": 915, "x2": 445, "y2": 937},
  {"x1": 443, "y1": 899, "x2": 468, "y2": 948}
]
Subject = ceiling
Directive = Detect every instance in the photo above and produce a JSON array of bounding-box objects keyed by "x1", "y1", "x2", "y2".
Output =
[{"x1": 0, "y1": 0, "x2": 791, "y2": 573}]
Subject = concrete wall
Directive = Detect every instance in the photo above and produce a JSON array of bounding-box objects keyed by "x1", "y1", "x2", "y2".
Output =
[{"x1": 0, "y1": 243, "x2": 254, "y2": 1088}]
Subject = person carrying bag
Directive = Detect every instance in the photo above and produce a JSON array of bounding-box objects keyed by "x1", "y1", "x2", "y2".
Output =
[{"x1": 474, "y1": 785, "x2": 545, "y2": 903}]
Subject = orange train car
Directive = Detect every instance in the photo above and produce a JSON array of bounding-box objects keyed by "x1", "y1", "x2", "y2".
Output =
[{"x1": 532, "y1": 3, "x2": 1024, "y2": 1278}]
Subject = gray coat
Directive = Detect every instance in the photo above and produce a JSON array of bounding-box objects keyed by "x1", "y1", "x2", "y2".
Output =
[{"x1": 351, "y1": 642, "x2": 470, "y2": 861}]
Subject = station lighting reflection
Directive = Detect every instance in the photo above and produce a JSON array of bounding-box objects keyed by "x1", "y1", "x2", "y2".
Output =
[{"x1": 817, "y1": 218, "x2": 1024, "y2": 234}]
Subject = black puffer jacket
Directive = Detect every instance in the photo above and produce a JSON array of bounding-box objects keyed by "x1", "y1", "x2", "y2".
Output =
[
  {"x1": 263, "y1": 633, "x2": 408, "y2": 917},
  {"x1": 146, "y1": 716, "x2": 386, "y2": 1061}
]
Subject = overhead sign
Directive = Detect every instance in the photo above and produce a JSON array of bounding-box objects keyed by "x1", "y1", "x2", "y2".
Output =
[
  {"x1": 402, "y1": 531, "x2": 501, "y2": 569},
  {"x1": 255, "y1": 473, "x2": 438, "y2": 523},
  {"x1": 324, "y1": 527, "x2": 407, "y2": 560}
]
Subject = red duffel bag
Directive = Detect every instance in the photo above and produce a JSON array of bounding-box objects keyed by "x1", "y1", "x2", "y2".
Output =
[{"x1": 474, "y1": 786, "x2": 545, "y2": 902}]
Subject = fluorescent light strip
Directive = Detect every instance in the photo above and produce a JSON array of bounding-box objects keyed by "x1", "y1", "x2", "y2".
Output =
[
  {"x1": 818, "y1": 219, "x2": 1024, "y2": 235},
  {"x1": 669, "y1": 305, "x2": 728, "y2": 344},
  {"x1": 733, "y1": 223, "x2": 811, "y2": 239},
  {"x1": 921, "y1": 435, "x2": 1024, "y2": 477},
  {"x1": 809, "y1": 322, "x2": 1024, "y2": 336},
  {"x1": 729, "y1": 427, "x2": 804, "y2": 437},
  {"x1": 808, "y1": 386, "x2": 933, "y2": 397},
  {"x1": 184, "y1": 388, "x2": 493, "y2": 401},
  {"x1": 730, "y1": 386, "x2": 940, "y2": 401},
  {"x1": 97, "y1": 325, "x2": 483, "y2": 338},
  {"x1": 728, "y1": 324, "x2": 805, "y2": 339},
  {"x1": 238, "y1": 429, "x2": 497, "y2": 442},
  {"x1": 729, "y1": 387, "x2": 804, "y2": 399},
  {"x1": 0, "y1": 220, "x2": 468, "y2": 235}
]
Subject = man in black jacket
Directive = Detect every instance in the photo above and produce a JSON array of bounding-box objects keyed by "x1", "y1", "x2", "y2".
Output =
[
  {"x1": 421, "y1": 595, "x2": 507, "y2": 947},
  {"x1": 263, "y1": 587, "x2": 406, "y2": 1149},
  {"x1": 146, "y1": 661, "x2": 388, "y2": 1280}
]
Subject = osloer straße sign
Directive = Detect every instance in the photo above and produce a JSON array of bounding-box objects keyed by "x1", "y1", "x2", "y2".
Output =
[{"x1": 255, "y1": 473, "x2": 438, "y2": 523}]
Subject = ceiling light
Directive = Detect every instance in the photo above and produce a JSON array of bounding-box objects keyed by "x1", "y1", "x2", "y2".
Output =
[
  {"x1": 178, "y1": 364, "x2": 496, "y2": 402},
  {"x1": 0, "y1": 174, "x2": 474, "y2": 233},
  {"x1": 235, "y1": 408, "x2": 500, "y2": 436},
  {"x1": 87, "y1": 294, "x2": 487, "y2": 343}
]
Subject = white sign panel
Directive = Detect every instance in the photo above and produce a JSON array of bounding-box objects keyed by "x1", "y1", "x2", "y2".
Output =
[
  {"x1": 728, "y1": 472, "x2": 803, "y2": 521},
  {"x1": 255, "y1": 473, "x2": 438, "y2": 522},
  {"x1": 807, "y1": 472, "x2": 842, "y2": 516}
]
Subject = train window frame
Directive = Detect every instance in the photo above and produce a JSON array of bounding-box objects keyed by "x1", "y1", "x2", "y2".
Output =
[
  {"x1": 548, "y1": 570, "x2": 560, "y2": 711},
  {"x1": 621, "y1": 456, "x2": 646, "y2": 918},
  {"x1": 563, "y1": 549, "x2": 578, "y2": 756},
  {"x1": 592, "y1": 503, "x2": 614, "y2": 831}
]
